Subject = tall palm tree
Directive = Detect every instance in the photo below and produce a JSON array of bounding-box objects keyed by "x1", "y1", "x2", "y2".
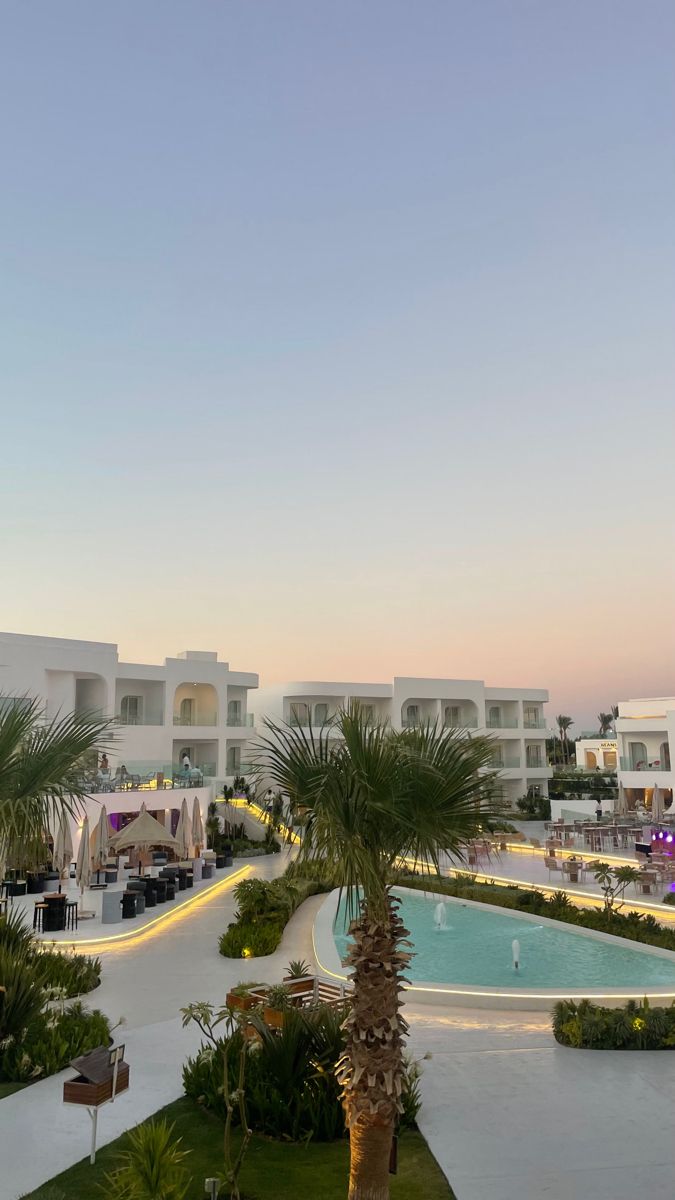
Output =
[
  {"x1": 556, "y1": 715, "x2": 574, "y2": 765},
  {"x1": 0, "y1": 696, "x2": 113, "y2": 874},
  {"x1": 611, "y1": 705, "x2": 619, "y2": 735},
  {"x1": 251, "y1": 706, "x2": 496, "y2": 1200},
  {"x1": 597, "y1": 713, "x2": 614, "y2": 737}
]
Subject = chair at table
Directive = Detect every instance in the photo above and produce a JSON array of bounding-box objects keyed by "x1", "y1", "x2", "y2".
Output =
[{"x1": 545, "y1": 857, "x2": 563, "y2": 882}]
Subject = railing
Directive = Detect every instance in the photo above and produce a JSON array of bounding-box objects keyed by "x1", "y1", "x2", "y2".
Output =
[
  {"x1": 526, "y1": 754, "x2": 544, "y2": 768},
  {"x1": 226, "y1": 713, "x2": 254, "y2": 727},
  {"x1": 173, "y1": 713, "x2": 218, "y2": 726},
  {"x1": 620, "y1": 757, "x2": 671, "y2": 772},
  {"x1": 443, "y1": 718, "x2": 478, "y2": 729},
  {"x1": 289, "y1": 715, "x2": 310, "y2": 728},
  {"x1": 116, "y1": 714, "x2": 164, "y2": 726},
  {"x1": 524, "y1": 718, "x2": 547, "y2": 729},
  {"x1": 490, "y1": 757, "x2": 521, "y2": 770},
  {"x1": 485, "y1": 718, "x2": 519, "y2": 729}
]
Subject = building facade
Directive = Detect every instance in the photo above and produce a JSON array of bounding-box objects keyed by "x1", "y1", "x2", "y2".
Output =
[
  {"x1": 616, "y1": 696, "x2": 675, "y2": 811},
  {"x1": 574, "y1": 738, "x2": 618, "y2": 771},
  {"x1": 0, "y1": 632, "x2": 258, "y2": 784},
  {"x1": 253, "y1": 676, "x2": 552, "y2": 806}
]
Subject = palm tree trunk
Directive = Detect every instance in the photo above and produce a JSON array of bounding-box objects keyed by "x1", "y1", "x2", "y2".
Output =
[{"x1": 337, "y1": 891, "x2": 411, "y2": 1200}]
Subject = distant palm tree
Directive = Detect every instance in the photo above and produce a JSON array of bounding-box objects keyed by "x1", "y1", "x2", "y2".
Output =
[
  {"x1": 251, "y1": 705, "x2": 496, "y2": 1200},
  {"x1": 0, "y1": 696, "x2": 112, "y2": 874},
  {"x1": 556, "y1": 715, "x2": 574, "y2": 765},
  {"x1": 611, "y1": 705, "x2": 619, "y2": 734},
  {"x1": 597, "y1": 713, "x2": 614, "y2": 737}
]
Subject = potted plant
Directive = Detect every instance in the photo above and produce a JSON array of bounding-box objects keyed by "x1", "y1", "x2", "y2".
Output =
[{"x1": 263, "y1": 983, "x2": 293, "y2": 1030}]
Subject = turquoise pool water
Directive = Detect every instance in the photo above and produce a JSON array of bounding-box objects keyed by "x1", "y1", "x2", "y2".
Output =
[{"x1": 332, "y1": 891, "x2": 675, "y2": 989}]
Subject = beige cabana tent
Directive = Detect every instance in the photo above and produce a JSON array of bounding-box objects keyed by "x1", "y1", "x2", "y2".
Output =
[{"x1": 109, "y1": 803, "x2": 178, "y2": 871}]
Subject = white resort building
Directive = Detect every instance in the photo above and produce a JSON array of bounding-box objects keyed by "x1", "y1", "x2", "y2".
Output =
[
  {"x1": 616, "y1": 696, "x2": 675, "y2": 811},
  {"x1": 254, "y1": 676, "x2": 552, "y2": 807}
]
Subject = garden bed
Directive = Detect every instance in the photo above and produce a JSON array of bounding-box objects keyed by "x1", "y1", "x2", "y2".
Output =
[{"x1": 21, "y1": 1097, "x2": 455, "y2": 1200}]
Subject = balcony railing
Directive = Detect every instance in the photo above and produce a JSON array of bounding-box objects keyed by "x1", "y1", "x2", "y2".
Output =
[
  {"x1": 442, "y1": 718, "x2": 478, "y2": 730},
  {"x1": 485, "y1": 718, "x2": 519, "y2": 729},
  {"x1": 489, "y1": 757, "x2": 521, "y2": 770},
  {"x1": 289, "y1": 715, "x2": 310, "y2": 728},
  {"x1": 524, "y1": 718, "x2": 547, "y2": 729},
  {"x1": 620, "y1": 757, "x2": 671, "y2": 772},
  {"x1": 226, "y1": 713, "x2": 254, "y2": 727},
  {"x1": 173, "y1": 713, "x2": 218, "y2": 727},
  {"x1": 526, "y1": 754, "x2": 544, "y2": 768},
  {"x1": 116, "y1": 714, "x2": 164, "y2": 726}
]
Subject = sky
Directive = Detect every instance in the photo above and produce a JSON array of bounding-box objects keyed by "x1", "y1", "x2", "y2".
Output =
[{"x1": 1, "y1": 1, "x2": 674, "y2": 731}]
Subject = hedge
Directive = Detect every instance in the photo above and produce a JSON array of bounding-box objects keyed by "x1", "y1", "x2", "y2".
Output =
[{"x1": 553, "y1": 998, "x2": 675, "y2": 1050}]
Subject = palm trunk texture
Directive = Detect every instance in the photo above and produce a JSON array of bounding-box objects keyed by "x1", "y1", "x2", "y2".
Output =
[{"x1": 337, "y1": 891, "x2": 412, "y2": 1200}]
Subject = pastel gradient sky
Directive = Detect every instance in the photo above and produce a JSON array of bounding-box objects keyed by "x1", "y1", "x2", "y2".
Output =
[{"x1": 1, "y1": 2, "x2": 674, "y2": 729}]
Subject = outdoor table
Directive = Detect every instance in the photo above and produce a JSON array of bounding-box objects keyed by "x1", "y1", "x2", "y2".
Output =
[
  {"x1": 562, "y1": 860, "x2": 586, "y2": 884},
  {"x1": 42, "y1": 892, "x2": 67, "y2": 932}
]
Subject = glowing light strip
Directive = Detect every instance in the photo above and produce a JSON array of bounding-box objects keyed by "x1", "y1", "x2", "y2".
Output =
[
  {"x1": 230, "y1": 797, "x2": 301, "y2": 845},
  {"x1": 43, "y1": 866, "x2": 251, "y2": 952}
]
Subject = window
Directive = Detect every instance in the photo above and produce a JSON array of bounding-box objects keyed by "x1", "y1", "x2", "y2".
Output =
[
  {"x1": 314, "y1": 703, "x2": 328, "y2": 724},
  {"x1": 524, "y1": 706, "x2": 540, "y2": 728},
  {"x1": 444, "y1": 705, "x2": 461, "y2": 727},
  {"x1": 406, "y1": 705, "x2": 419, "y2": 728},
  {"x1": 179, "y1": 698, "x2": 194, "y2": 725},
  {"x1": 290, "y1": 703, "x2": 309, "y2": 727},
  {"x1": 362, "y1": 705, "x2": 374, "y2": 723},
  {"x1": 488, "y1": 706, "x2": 501, "y2": 728},
  {"x1": 228, "y1": 700, "x2": 242, "y2": 725},
  {"x1": 120, "y1": 695, "x2": 143, "y2": 725},
  {"x1": 660, "y1": 742, "x2": 671, "y2": 771},
  {"x1": 526, "y1": 746, "x2": 542, "y2": 768},
  {"x1": 226, "y1": 746, "x2": 240, "y2": 774}
]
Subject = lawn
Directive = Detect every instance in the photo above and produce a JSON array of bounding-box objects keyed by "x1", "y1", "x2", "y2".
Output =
[
  {"x1": 0, "y1": 1081, "x2": 28, "y2": 1099},
  {"x1": 23, "y1": 1097, "x2": 455, "y2": 1199}
]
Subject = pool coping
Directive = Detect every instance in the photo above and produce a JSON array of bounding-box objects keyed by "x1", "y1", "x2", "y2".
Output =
[{"x1": 312, "y1": 886, "x2": 675, "y2": 1011}]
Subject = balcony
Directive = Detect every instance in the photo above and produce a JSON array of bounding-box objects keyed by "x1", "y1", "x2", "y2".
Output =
[
  {"x1": 489, "y1": 756, "x2": 521, "y2": 770},
  {"x1": 524, "y1": 718, "x2": 547, "y2": 730},
  {"x1": 173, "y1": 713, "x2": 217, "y2": 727},
  {"x1": 289, "y1": 714, "x2": 310, "y2": 728},
  {"x1": 116, "y1": 713, "x2": 164, "y2": 727},
  {"x1": 226, "y1": 713, "x2": 254, "y2": 727},
  {"x1": 485, "y1": 718, "x2": 519, "y2": 729},
  {"x1": 443, "y1": 718, "x2": 478, "y2": 730},
  {"x1": 620, "y1": 757, "x2": 671, "y2": 772},
  {"x1": 526, "y1": 751, "x2": 544, "y2": 769}
]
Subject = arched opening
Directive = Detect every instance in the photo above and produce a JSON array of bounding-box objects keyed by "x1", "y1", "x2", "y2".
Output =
[
  {"x1": 173, "y1": 683, "x2": 218, "y2": 727},
  {"x1": 629, "y1": 741, "x2": 648, "y2": 770},
  {"x1": 585, "y1": 750, "x2": 597, "y2": 769}
]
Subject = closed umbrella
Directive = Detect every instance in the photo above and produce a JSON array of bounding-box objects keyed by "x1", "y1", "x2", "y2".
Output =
[
  {"x1": 54, "y1": 811, "x2": 73, "y2": 880},
  {"x1": 91, "y1": 806, "x2": 110, "y2": 883},
  {"x1": 191, "y1": 796, "x2": 205, "y2": 855},
  {"x1": 652, "y1": 784, "x2": 663, "y2": 823},
  {"x1": 76, "y1": 815, "x2": 92, "y2": 915},
  {"x1": 616, "y1": 782, "x2": 627, "y2": 818},
  {"x1": 175, "y1": 797, "x2": 191, "y2": 861}
]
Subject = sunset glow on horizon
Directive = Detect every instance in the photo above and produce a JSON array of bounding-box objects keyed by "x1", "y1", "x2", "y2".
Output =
[{"x1": 2, "y1": 2, "x2": 674, "y2": 730}]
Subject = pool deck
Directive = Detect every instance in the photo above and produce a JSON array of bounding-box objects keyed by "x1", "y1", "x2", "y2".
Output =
[{"x1": 4, "y1": 831, "x2": 675, "y2": 1200}]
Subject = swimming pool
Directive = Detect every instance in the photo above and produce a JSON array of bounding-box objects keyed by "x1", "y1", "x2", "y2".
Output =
[{"x1": 331, "y1": 889, "x2": 675, "y2": 990}]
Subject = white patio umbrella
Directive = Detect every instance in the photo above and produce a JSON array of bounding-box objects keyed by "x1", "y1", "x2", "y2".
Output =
[
  {"x1": 616, "y1": 781, "x2": 627, "y2": 818},
  {"x1": 175, "y1": 797, "x2": 191, "y2": 861},
  {"x1": 191, "y1": 796, "x2": 205, "y2": 856},
  {"x1": 53, "y1": 810, "x2": 73, "y2": 879},
  {"x1": 652, "y1": 784, "x2": 663, "y2": 823},
  {"x1": 75, "y1": 815, "x2": 93, "y2": 916},
  {"x1": 91, "y1": 805, "x2": 110, "y2": 883}
]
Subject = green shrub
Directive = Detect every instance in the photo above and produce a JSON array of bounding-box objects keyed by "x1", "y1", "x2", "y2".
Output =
[
  {"x1": 552, "y1": 998, "x2": 675, "y2": 1050},
  {"x1": 183, "y1": 1002, "x2": 423, "y2": 1142},
  {"x1": 103, "y1": 1117, "x2": 192, "y2": 1199},
  {"x1": 219, "y1": 919, "x2": 285, "y2": 958},
  {"x1": 220, "y1": 875, "x2": 329, "y2": 959},
  {"x1": 35, "y1": 949, "x2": 102, "y2": 997},
  {"x1": 0, "y1": 946, "x2": 45, "y2": 1043},
  {"x1": 1, "y1": 1001, "x2": 111, "y2": 1083}
]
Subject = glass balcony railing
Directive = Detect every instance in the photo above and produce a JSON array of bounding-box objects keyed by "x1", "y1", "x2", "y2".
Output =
[
  {"x1": 620, "y1": 757, "x2": 671, "y2": 772},
  {"x1": 489, "y1": 757, "x2": 521, "y2": 770},
  {"x1": 526, "y1": 755, "x2": 544, "y2": 769},
  {"x1": 116, "y1": 714, "x2": 164, "y2": 726},
  {"x1": 172, "y1": 713, "x2": 218, "y2": 727},
  {"x1": 523, "y1": 718, "x2": 547, "y2": 729},
  {"x1": 226, "y1": 713, "x2": 254, "y2": 727},
  {"x1": 485, "y1": 718, "x2": 519, "y2": 729},
  {"x1": 442, "y1": 718, "x2": 478, "y2": 729},
  {"x1": 289, "y1": 715, "x2": 310, "y2": 727}
]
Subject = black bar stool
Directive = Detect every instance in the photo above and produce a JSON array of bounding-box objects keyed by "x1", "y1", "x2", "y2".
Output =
[
  {"x1": 65, "y1": 901, "x2": 79, "y2": 931},
  {"x1": 33, "y1": 901, "x2": 48, "y2": 932}
]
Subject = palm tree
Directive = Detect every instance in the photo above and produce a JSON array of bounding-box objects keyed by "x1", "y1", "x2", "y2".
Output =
[
  {"x1": 0, "y1": 696, "x2": 113, "y2": 875},
  {"x1": 597, "y1": 713, "x2": 614, "y2": 737},
  {"x1": 556, "y1": 715, "x2": 574, "y2": 765},
  {"x1": 251, "y1": 705, "x2": 496, "y2": 1200},
  {"x1": 611, "y1": 705, "x2": 619, "y2": 735}
]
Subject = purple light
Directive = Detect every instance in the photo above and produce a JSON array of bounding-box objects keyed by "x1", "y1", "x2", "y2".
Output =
[
  {"x1": 667, "y1": 835, "x2": 673, "y2": 844},
  {"x1": 659, "y1": 831, "x2": 665, "y2": 839}
]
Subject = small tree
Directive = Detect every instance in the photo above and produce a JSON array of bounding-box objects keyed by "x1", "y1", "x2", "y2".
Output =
[
  {"x1": 590, "y1": 861, "x2": 640, "y2": 916},
  {"x1": 180, "y1": 1002, "x2": 252, "y2": 1200}
]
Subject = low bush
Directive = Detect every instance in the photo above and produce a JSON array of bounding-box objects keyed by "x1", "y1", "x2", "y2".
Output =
[
  {"x1": 396, "y1": 872, "x2": 675, "y2": 953},
  {"x1": 219, "y1": 876, "x2": 330, "y2": 959},
  {"x1": 183, "y1": 1004, "x2": 423, "y2": 1142},
  {"x1": 1, "y1": 1001, "x2": 111, "y2": 1082},
  {"x1": 552, "y1": 998, "x2": 675, "y2": 1050},
  {"x1": 0, "y1": 908, "x2": 101, "y2": 997},
  {"x1": 103, "y1": 1117, "x2": 192, "y2": 1200}
]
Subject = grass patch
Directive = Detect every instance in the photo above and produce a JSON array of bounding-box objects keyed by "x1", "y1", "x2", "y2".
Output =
[
  {"x1": 22, "y1": 1097, "x2": 455, "y2": 1199},
  {"x1": 0, "y1": 1081, "x2": 28, "y2": 1098}
]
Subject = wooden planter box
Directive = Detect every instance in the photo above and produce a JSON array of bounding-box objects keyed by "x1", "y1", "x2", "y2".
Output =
[
  {"x1": 63, "y1": 1063, "x2": 130, "y2": 1107},
  {"x1": 263, "y1": 1007, "x2": 286, "y2": 1030},
  {"x1": 226, "y1": 988, "x2": 268, "y2": 1012}
]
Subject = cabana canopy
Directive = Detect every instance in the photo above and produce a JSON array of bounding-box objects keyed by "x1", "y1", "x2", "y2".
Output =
[{"x1": 109, "y1": 804, "x2": 178, "y2": 853}]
